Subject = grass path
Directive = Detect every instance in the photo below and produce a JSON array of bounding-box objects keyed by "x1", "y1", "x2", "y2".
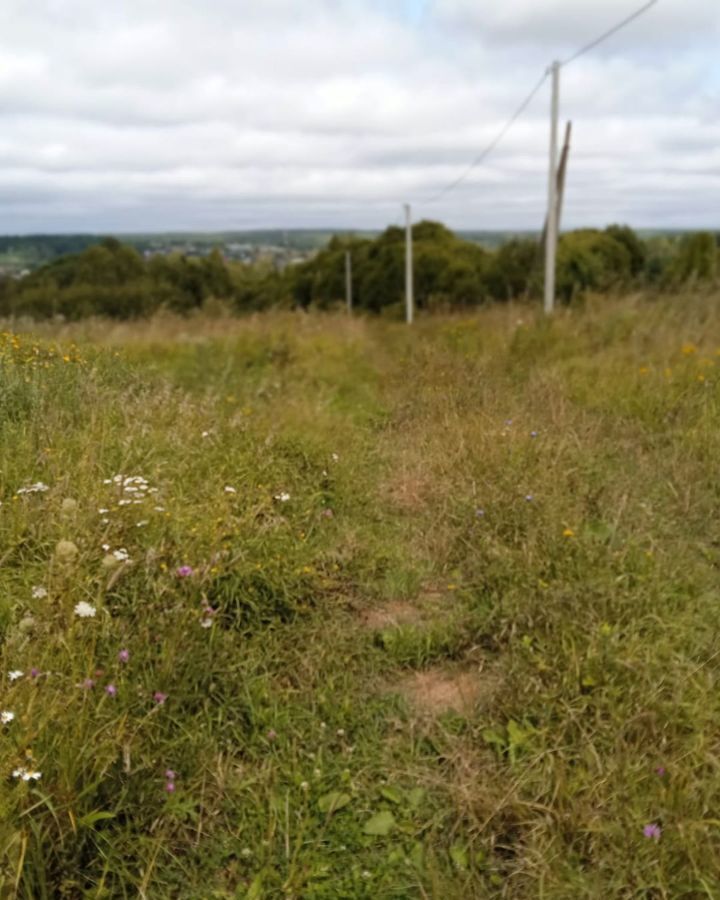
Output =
[{"x1": 1, "y1": 296, "x2": 720, "y2": 897}]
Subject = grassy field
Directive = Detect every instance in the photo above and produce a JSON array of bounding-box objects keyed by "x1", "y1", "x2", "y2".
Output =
[{"x1": 1, "y1": 294, "x2": 720, "y2": 898}]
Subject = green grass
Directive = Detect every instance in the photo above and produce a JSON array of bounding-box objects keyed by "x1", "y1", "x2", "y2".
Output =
[{"x1": 1, "y1": 294, "x2": 720, "y2": 897}]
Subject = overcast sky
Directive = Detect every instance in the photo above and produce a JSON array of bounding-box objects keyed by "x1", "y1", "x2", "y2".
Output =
[{"x1": 1, "y1": 0, "x2": 718, "y2": 234}]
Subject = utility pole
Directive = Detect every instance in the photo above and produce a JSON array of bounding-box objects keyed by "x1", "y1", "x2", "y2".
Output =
[
  {"x1": 544, "y1": 60, "x2": 560, "y2": 315},
  {"x1": 555, "y1": 121, "x2": 572, "y2": 234},
  {"x1": 345, "y1": 250, "x2": 353, "y2": 314},
  {"x1": 404, "y1": 203, "x2": 414, "y2": 324}
]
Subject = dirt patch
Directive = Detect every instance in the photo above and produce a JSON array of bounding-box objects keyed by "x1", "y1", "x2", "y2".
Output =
[
  {"x1": 360, "y1": 601, "x2": 425, "y2": 630},
  {"x1": 396, "y1": 665, "x2": 498, "y2": 717},
  {"x1": 359, "y1": 591, "x2": 450, "y2": 631}
]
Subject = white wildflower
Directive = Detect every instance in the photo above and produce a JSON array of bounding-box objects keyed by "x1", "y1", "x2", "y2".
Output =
[
  {"x1": 136, "y1": 520, "x2": 149, "y2": 528},
  {"x1": 154, "y1": 506, "x2": 165, "y2": 512},
  {"x1": 331, "y1": 453, "x2": 339, "y2": 462},
  {"x1": 98, "y1": 508, "x2": 109, "y2": 514},
  {"x1": 31, "y1": 586, "x2": 47, "y2": 599},
  {"x1": 118, "y1": 499, "x2": 132, "y2": 506},
  {"x1": 8, "y1": 671, "x2": 23, "y2": 682},
  {"x1": 274, "y1": 492, "x2": 291, "y2": 503},
  {"x1": 74, "y1": 601, "x2": 96, "y2": 618},
  {"x1": 1, "y1": 711, "x2": 14, "y2": 724},
  {"x1": 17, "y1": 482, "x2": 49, "y2": 496},
  {"x1": 101, "y1": 543, "x2": 110, "y2": 551},
  {"x1": 112, "y1": 548, "x2": 130, "y2": 562},
  {"x1": 200, "y1": 618, "x2": 213, "y2": 629},
  {"x1": 224, "y1": 486, "x2": 237, "y2": 494},
  {"x1": 12, "y1": 767, "x2": 41, "y2": 781},
  {"x1": 201, "y1": 431, "x2": 210, "y2": 438}
]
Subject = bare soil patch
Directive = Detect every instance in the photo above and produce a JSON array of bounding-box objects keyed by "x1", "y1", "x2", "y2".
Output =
[{"x1": 395, "y1": 665, "x2": 500, "y2": 717}]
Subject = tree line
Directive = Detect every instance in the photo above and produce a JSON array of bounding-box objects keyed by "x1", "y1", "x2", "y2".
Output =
[{"x1": 0, "y1": 226, "x2": 717, "y2": 320}]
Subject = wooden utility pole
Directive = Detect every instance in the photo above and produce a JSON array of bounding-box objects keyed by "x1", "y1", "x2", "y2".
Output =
[
  {"x1": 555, "y1": 121, "x2": 572, "y2": 233},
  {"x1": 345, "y1": 250, "x2": 352, "y2": 314},
  {"x1": 539, "y1": 120, "x2": 572, "y2": 252},
  {"x1": 544, "y1": 60, "x2": 561, "y2": 315},
  {"x1": 404, "y1": 203, "x2": 414, "y2": 324}
]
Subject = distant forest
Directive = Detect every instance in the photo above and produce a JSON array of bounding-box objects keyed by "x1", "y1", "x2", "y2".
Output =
[{"x1": 0, "y1": 223, "x2": 717, "y2": 320}]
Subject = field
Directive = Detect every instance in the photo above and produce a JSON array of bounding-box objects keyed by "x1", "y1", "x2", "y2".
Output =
[{"x1": 1, "y1": 293, "x2": 720, "y2": 898}]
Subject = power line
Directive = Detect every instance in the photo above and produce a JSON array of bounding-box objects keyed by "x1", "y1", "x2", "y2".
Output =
[
  {"x1": 418, "y1": 0, "x2": 659, "y2": 208},
  {"x1": 423, "y1": 69, "x2": 549, "y2": 205},
  {"x1": 561, "y1": 0, "x2": 659, "y2": 67}
]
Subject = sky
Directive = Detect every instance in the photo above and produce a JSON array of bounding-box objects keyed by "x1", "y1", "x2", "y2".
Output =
[{"x1": 0, "y1": 0, "x2": 718, "y2": 234}]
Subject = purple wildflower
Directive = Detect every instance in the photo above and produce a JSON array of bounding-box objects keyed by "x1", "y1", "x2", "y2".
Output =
[
  {"x1": 643, "y1": 823, "x2": 661, "y2": 840},
  {"x1": 118, "y1": 649, "x2": 130, "y2": 664},
  {"x1": 30, "y1": 667, "x2": 40, "y2": 679},
  {"x1": 176, "y1": 565, "x2": 194, "y2": 578},
  {"x1": 105, "y1": 684, "x2": 117, "y2": 697},
  {"x1": 153, "y1": 691, "x2": 168, "y2": 705},
  {"x1": 165, "y1": 769, "x2": 176, "y2": 780},
  {"x1": 82, "y1": 678, "x2": 95, "y2": 690},
  {"x1": 655, "y1": 766, "x2": 666, "y2": 778},
  {"x1": 165, "y1": 780, "x2": 176, "y2": 793}
]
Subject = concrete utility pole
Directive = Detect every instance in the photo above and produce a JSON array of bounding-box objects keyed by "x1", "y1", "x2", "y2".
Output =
[
  {"x1": 404, "y1": 203, "x2": 414, "y2": 324},
  {"x1": 345, "y1": 250, "x2": 353, "y2": 314},
  {"x1": 555, "y1": 121, "x2": 572, "y2": 234},
  {"x1": 544, "y1": 60, "x2": 561, "y2": 315}
]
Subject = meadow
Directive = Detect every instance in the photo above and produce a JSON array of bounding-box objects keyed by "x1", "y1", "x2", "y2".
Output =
[{"x1": 1, "y1": 292, "x2": 719, "y2": 898}]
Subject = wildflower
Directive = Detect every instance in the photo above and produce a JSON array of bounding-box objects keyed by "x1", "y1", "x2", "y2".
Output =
[
  {"x1": 81, "y1": 678, "x2": 95, "y2": 690},
  {"x1": 274, "y1": 492, "x2": 291, "y2": 502},
  {"x1": 165, "y1": 780, "x2": 176, "y2": 792},
  {"x1": 8, "y1": 670, "x2": 23, "y2": 682},
  {"x1": 55, "y1": 540, "x2": 79, "y2": 561},
  {"x1": 201, "y1": 431, "x2": 210, "y2": 438},
  {"x1": 176, "y1": 566, "x2": 194, "y2": 578},
  {"x1": 224, "y1": 486, "x2": 237, "y2": 494},
  {"x1": 643, "y1": 823, "x2": 661, "y2": 840},
  {"x1": 98, "y1": 508, "x2": 109, "y2": 514},
  {"x1": 12, "y1": 767, "x2": 41, "y2": 781},
  {"x1": 681, "y1": 343, "x2": 697, "y2": 355},
  {"x1": 200, "y1": 606, "x2": 216, "y2": 628},
  {"x1": 655, "y1": 766, "x2": 666, "y2": 777},
  {"x1": 475, "y1": 508, "x2": 485, "y2": 518},
  {"x1": 16, "y1": 482, "x2": 49, "y2": 495},
  {"x1": 118, "y1": 649, "x2": 130, "y2": 664},
  {"x1": 74, "y1": 601, "x2": 96, "y2": 618},
  {"x1": 29, "y1": 668, "x2": 40, "y2": 679},
  {"x1": 563, "y1": 528, "x2": 575, "y2": 538},
  {"x1": 267, "y1": 729, "x2": 277, "y2": 741},
  {"x1": 31, "y1": 586, "x2": 47, "y2": 599},
  {"x1": 525, "y1": 494, "x2": 534, "y2": 502},
  {"x1": 105, "y1": 684, "x2": 117, "y2": 697},
  {"x1": 154, "y1": 506, "x2": 165, "y2": 512},
  {"x1": 112, "y1": 548, "x2": 130, "y2": 562},
  {"x1": 321, "y1": 508, "x2": 334, "y2": 519},
  {"x1": 1, "y1": 711, "x2": 15, "y2": 724},
  {"x1": 165, "y1": 769, "x2": 176, "y2": 780},
  {"x1": 336, "y1": 728, "x2": 345, "y2": 737},
  {"x1": 331, "y1": 453, "x2": 339, "y2": 462},
  {"x1": 530, "y1": 430, "x2": 539, "y2": 438},
  {"x1": 300, "y1": 781, "x2": 309, "y2": 791},
  {"x1": 136, "y1": 520, "x2": 149, "y2": 528},
  {"x1": 153, "y1": 691, "x2": 168, "y2": 705}
]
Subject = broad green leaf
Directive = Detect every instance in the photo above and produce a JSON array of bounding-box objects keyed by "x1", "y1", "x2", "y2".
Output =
[
  {"x1": 363, "y1": 810, "x2": 396, "y2": 836},
  {"x1": 450, "y1": 844, "x2": 469, "y2": 870},
  {"x1": 77, "y1": 810, "x2": 116, "y2": 829},
  {"x1": 380, "y1": 786, "x2": 403, "y2": 805},
  {"x1": 317, "y1": 792, "x2": 352, "y2": 814}
]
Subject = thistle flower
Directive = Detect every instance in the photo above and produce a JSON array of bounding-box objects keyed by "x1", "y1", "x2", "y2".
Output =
[
  {"x1": 153, "y1": 691, "x2": 168, "y2": 705},
  {"x1": 176, "y1": 566, "x2": 194, "y2": 578},
  {"x1": 118, "y1": 649, "x2": 130, "y2": 664},
  {"x1": 643, "y1": 823, "x2": 661, "y2": 840},
  {"x1": 105, "y1": 684, "x2": 117, "y2": 697}
]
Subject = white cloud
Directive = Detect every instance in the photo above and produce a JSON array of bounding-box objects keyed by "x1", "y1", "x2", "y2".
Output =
[{"x1": 0, "y1": 0, "x2": 717, "y2": 232}]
